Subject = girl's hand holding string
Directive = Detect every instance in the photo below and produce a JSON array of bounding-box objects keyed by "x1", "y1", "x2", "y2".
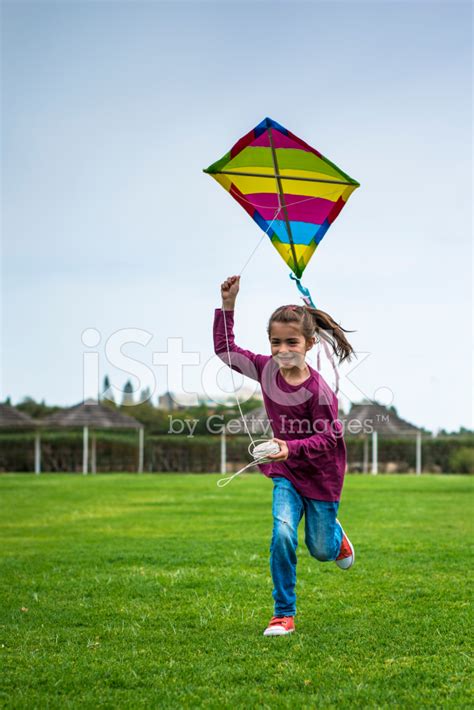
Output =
[
  {"x1": 267, "y1": 438, "x2": 289, "y2": 462},
  {"x1": 221, "y1": 275, "x2": 240, "y2": 310}
]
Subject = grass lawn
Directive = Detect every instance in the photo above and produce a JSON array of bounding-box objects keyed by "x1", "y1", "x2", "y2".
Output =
[{"x1": 0, "y1": 473, "x2": 472, "y2": 708}]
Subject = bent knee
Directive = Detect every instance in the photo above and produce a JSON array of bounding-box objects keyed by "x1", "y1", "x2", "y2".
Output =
[{"x1": 306, "y1": 541, "x2": 337, "y2": 562}]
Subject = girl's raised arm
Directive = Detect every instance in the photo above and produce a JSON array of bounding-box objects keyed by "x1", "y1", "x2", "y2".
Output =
[{"x1": 213, "y1": 275, "x2": 268, "y2": 381}]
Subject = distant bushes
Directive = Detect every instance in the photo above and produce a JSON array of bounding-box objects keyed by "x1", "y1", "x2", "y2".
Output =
[
  {"x1": 448, "y1": 447, "x2": 474, "y2": 474},
  {"x1": 0, "y1": 432, "x2": 472, "y2": 474},
  {"x1": 0, "y1": 432, "x2": 140, "y2": 473},
  {"x1": 346, "y1": 436, "x2": 474, "y2": 473}
]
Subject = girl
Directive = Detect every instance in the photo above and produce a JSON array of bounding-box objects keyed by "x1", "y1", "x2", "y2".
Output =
[{"x1": 213, "y1": 275, "x2": 355, "y2": 637}]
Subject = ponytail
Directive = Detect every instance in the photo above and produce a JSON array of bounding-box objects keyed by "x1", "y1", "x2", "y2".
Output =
[{"x1": 304, "y1": 306, "x2": 356, "y2": 364}]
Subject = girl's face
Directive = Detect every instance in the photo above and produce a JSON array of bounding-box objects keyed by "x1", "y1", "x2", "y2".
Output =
[{"x1": 269, "y1": 321, "x2": 315, "y2": 371}]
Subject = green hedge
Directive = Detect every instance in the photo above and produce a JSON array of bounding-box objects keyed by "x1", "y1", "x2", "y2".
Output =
[
  {"x1": 345, "y1": 436, "x2": 474, "y2": 473},
  {"x1": 0, "y1": 432, "x2": 472, "y2": 474},
  {"x1": 448, "y1": 447, "x2": 474, "y2": 474}
]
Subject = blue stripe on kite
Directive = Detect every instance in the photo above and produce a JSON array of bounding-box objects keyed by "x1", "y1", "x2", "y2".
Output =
[
  {"x1": 254, "y1": 120, "x2": 268, "y2": 138},
  {"x1": 254, "y1": 210, "x2": 276, "y2": 239},
  {"x1": 267, "y1": 117, "x2": 288, "y2": 135},
  {"x1": 255, "y1": 117, "x2": 289, "y2": 137},
  {"x1": 315, "y1": 219, "x2": 330, "y2": 244},
  {"x1": 266, "y1": 220, "x2": 319, "y2": 245}
]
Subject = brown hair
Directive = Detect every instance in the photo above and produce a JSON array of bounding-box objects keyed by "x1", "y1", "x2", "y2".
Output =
[{"x1": 267, "y1": 304, "x2": 356, "y2": 364}]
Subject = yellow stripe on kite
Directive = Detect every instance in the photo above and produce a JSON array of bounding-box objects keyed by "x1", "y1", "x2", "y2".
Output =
[{"x1": 272, "y1": 241, "x2": 318, "y2": 275}]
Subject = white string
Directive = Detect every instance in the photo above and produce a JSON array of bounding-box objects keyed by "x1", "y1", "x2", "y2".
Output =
[
  {"x1": 219, "y1": 302, "x2": 280, "y2": 487},
  {"x1": 218, "y1": 203, "x2": 303, "y2": 487},
  {"x1": 219, "y1": 207, "x2": 281, "y2": 458},
  {"x1": 233, "y1": 188, "x2": 340, "y2": 211},
  {"x1": 238, "y1": 207, "x2": 281, "y2": 276},
  {"x1": 217, "y1": 439, "x2": 279, "y2": 488},
  {"x1": 223, "y1": 207, "x2": 281, "y2": 443},
  {"x1": 221, "y1": 307, "x2": 256, "y2": 446}
]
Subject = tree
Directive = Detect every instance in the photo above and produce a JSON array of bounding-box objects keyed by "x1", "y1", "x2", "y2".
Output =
[
  {"x1": 16, "y1": 397, "x2": 59, "y2": 419},
  {"x1": 102, "y1": 375, "x2": 115, "y2": 404}
]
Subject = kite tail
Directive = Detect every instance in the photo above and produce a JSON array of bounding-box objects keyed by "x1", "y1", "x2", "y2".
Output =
[
  {"x1": 292, "y1": 272, "x2": 340, "y2": 395},
  {"x1": 289, "y1": 273, "x2": 316, "y2": 308},
  {"x1": 316, "y1": 339, "x2": 340, "y2": 395},
  {"x1": 322, "y1": 338, "x2": 340, "y2": 395}
]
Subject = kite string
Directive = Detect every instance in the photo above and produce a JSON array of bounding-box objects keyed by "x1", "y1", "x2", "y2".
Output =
[
  {"x1": 238, "y1": 207, "x2": 281, "y2": 276},
  {"x1": 219, "y1": 303, "x2": 283, "y2": 487},
  {"x1": 220, "y1": 208, "x2": 280, "y2": 461},
  {"x1": 221, "y1": 306, "x2": 256, "y2": 446}
]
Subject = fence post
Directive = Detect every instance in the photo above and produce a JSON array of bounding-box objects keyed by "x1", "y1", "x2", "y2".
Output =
[
  {"x1": 34, "y1": 432, "x2": 41, "y2": 475},
  {"x1": 220, "y1": 430, "x2": 226, "y2": 475},
  {"x1": 363, "y1": 435, "x2": 369, "y2": 473},
  {"x1": 91, "y1": 433, "x2": 96, "y2": 474},
  {"x1": 371, "y1": 431, "x2": 378, "y2": 475},
  {"x1": 416, "y1": 431, "x2": 422, "y2": 475},
  {"x1": 83, "y1": 426, "x2": 89, "y2": 475},
  {"x1": 138, "y1": 427, "x2": 144, "y2": 473}
]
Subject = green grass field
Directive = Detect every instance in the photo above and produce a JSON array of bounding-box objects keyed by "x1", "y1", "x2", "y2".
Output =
[{"x1": 0, "y1": 473, "x2": 472, "y2": 708}]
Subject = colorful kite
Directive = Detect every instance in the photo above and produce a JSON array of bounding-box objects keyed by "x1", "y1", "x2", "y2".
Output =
[{"x1": 204, "y1": 117, "x2": 360, "y2": 306}]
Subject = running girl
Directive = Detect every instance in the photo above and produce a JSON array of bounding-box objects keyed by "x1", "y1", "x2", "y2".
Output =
[{"x1": 213, "y1": 275, "x2": 355, "y2": 637}]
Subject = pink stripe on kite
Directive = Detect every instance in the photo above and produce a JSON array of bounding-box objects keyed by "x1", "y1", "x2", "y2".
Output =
[
  {"x1": 251, "y1": 130, "x2": 310, "y2": 151},
  {"x1": 230, "y1": 184, "x2": 255, "y2": 218},
  {"x1": 287, "y1": 130, "x2": 322, "y2": 158},
  {"x1": 251, "y1": 129, "x2": 323, "y2": 158},
  {"x1": 244, "y1": 193, "x2": 342, "y2": 223}
]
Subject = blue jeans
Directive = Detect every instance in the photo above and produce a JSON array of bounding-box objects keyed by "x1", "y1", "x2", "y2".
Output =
[{"x1": 270, "y1": 476, "x2": 343, "y2": 617}]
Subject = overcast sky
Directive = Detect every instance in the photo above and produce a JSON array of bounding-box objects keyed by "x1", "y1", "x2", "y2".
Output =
[{"x1": 2, "y1": 0, "x2": 472, "y2": 432}]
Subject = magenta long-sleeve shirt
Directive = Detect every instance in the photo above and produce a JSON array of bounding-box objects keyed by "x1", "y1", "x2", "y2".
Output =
[{"x1": 213, "y1": 308, "x2": 347, "y2": 501}]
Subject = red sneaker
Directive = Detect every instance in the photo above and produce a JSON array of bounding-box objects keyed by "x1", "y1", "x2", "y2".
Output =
[
  {"x1": 263, "y1": 615, "x2": 295, "y2": 636},
  {"x1": 335, "y1": 520, "x2": 355, "y2": 569}
]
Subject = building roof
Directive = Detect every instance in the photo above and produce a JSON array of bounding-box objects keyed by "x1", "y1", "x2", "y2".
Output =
[
  {"x1": 340, "y1": 401, "x2": 425, "y2": 438},
  {"x1": 43, "y1": 399, "x2": 141, "y2": 429},
  {"x1": 0, "y1": 404, "x2": 38, "y2": 430},
  {"x1": 223, "y1": 402, "x2": 426, "y2": 439}
]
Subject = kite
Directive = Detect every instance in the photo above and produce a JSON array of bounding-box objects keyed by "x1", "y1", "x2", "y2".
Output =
[{"x1": 204, "y1": 117, "x2": 360, "y2": 306}]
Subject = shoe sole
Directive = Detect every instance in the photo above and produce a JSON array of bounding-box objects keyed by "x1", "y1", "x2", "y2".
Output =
[
  {"x1": 335, "y1": 519, "x2": 355, "y2": 569},
  {"x1": 263, "y1": 627, "x2": 295, "y2": 636}
]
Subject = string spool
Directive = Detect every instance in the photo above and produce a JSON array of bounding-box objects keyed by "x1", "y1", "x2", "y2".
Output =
[{"x1": 217, "y1": 438, "x2": 281, "y2": 488}]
